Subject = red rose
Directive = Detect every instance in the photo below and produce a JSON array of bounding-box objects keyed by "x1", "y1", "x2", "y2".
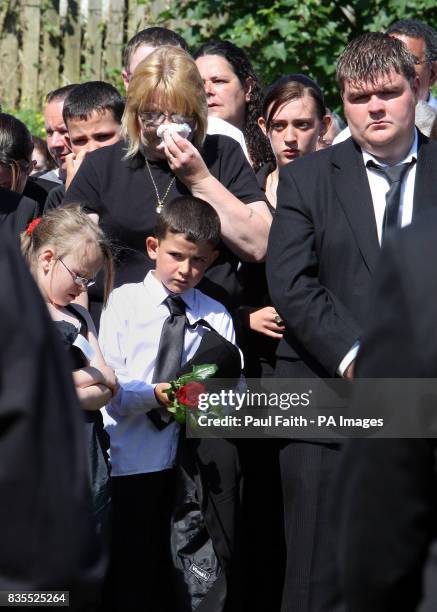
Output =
[{"x1": 175, "y1": 382, "x2": 206, "y2": 408}]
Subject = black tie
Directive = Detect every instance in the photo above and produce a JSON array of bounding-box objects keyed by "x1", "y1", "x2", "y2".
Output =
[
  {"x1": 366, "y1": 159, "x2": 415, "y2": 240},
  {"x1": 148, "y1": 295, "x2": 187, "y2": 430}
]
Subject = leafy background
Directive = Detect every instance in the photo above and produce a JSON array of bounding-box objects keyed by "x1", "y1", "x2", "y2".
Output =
[{"x1": 156, "y1": 0, "x2": 437, "y2": 114}]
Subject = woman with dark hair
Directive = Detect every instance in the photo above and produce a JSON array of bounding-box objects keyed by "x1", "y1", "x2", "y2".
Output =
[
  {"x1": 0, "y1": 113, "x2": 55, "y2": 213},
  {"x1": 238, "y1": 76, "x2": 331, "y2": 610},
  {"x1": 194, "y1": 40, "x2": 273, "y2": 170},
  {"x1": 0, "y1": 113, "x2": 34, "y2": 193},
  {"x1": 240, "y1": 74, "x2": 331, "y2": 376},
  {"x1": 257, "y1": 74, "x2": 331, "y2": 207}
]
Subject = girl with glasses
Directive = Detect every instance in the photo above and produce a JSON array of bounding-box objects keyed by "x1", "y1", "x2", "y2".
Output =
[{"x1": 20, "y1": 205, "x2": 116, "y2": 591}]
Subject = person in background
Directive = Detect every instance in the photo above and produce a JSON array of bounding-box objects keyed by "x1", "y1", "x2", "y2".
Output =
[
  {"x1": 41, "y1": 84, "x2": 77, "y2": 184},
  {"x1": 44, "y1": 81, "x2": 124, "y2": 210},
  {"x1": 0, "y1": 113, "x2": 53, "y2": 214},
  {"x1": 31, "y1": 135, "x2": 57, "y2": 175},
  {"x1": 317, "y1": 109, "x2": 346, "y2": 149},
  {"x1": 194, "y1": 39, "x2": 274, "y2": 169},
  {"x1": 122, "y1": 26, "x2": 188, "y2": 89},
  {"x1": 241, "y1": 74, "x2": 330, "y2": 377},
  {"x1": 387, "y1": 18, "x2": 437, "y2": 108},
  {"x1": 123, "y1": 26, "x2": 250, "y2": 160}
]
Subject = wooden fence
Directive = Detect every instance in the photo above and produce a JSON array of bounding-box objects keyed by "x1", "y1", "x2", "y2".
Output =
[{"x1": 0, "y1": 0, "x2": 168, "y2": 110}]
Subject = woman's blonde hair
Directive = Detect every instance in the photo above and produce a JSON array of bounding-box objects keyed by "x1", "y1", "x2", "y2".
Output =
[
  {"x1": 21, "y1": 204, "x2": 114, "y2": 305},
  {"x1": 122, "y1": 46, "x2": 208, "y2": 158}
]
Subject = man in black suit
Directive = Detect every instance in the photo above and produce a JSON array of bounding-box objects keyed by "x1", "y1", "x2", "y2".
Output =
[
  {"x1": 267, "y1": 32, "x2": 437, "y2": 612},
  {"x1": 335, "y1": 207, "x2": 437, "y2": 612}
]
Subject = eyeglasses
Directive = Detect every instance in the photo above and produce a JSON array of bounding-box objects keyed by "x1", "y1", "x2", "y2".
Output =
[
  {"x1": 58, "y1": 258, "x2": 96, "y2": 289},
  {"x1": 138, "y1": 111, "x2": 193, "y2": 127}
]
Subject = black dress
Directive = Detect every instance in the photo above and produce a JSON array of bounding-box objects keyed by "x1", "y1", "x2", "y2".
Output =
[
  {"x1": 239, "y1": 162, "x2": 277, "y2": 378},
  {"x1": 64, "y1": 135, "x2": 265, "y2": 326},
  {"x1": 52, "y1": 305, "x2": 111, "y2": 535}
]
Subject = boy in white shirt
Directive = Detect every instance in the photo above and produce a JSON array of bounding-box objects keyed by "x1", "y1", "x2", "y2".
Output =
[{"x1": 99, "y1": 195, "x2": 240, "y2": 611}]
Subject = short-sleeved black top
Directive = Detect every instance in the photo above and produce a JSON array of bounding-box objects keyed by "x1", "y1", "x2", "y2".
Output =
[{"x1": 65, "y1": 135, "x2": 265, "y2": 320}]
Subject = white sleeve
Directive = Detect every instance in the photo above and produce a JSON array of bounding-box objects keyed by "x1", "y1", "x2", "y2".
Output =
[{"x1": 99, "y1": 294, "x2": 157, "y2": 415}]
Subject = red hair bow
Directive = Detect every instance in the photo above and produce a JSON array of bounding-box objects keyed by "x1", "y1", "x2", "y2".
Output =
[{"x1": 26, "y1": 217, "x2": 43, "y2": 235}]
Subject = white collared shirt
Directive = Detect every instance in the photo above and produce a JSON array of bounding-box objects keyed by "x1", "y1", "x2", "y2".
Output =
[
  {"x1": 99, "y1": 271, "x2": 237, "y2": 476},
  {"x1": 362, "y1": 129, "x2": 418, "y2": 245},
  {"x1": 207, "y1": 116, "x2": 250, "y2": 161}
]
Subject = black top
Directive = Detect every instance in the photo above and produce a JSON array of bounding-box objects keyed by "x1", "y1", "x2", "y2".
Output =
[
  {"x1": 44, "y1": 183, "x2": 65, "y2": 211},
  {"x1": 0, "y1": 187, "x2": 38, "y2": 235},
  {"x1": 24, "y1": 176, "x2": 59, "y2": 215},
  {"x1": 64, "y1": 135, "x2": 265, "y2": 320}
]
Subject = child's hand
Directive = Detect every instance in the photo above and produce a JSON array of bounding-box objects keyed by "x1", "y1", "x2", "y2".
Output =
[
  {"x1": 154, "y1": 383, "x2": 172, "y2": 407},
  {"x1": 100, "y1": 365, "x2": 118, "y2": 395}
]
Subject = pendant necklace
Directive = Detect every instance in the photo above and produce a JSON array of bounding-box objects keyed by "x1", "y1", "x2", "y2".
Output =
[{"x1": 145, "y1": 158, "x2": 176, "y2": 214}]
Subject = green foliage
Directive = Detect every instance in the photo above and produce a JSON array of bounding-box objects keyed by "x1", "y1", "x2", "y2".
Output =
[
  {"x1": 156, "y1": 0, "x2": 437, "y2": 114},
  {"x1": 4, "y1": 107, "x2": 46, "y2": 138}
]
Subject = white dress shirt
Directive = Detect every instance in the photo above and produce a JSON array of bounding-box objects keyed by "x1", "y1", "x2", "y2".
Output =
[
  {"x1": 207, "y1": 116, "x2": 250, "y2": 161},
  {"x1": 99, "y1": 271, "x2": 237, "y2": 476},
  {"x1": 363, "y1": 129, "x2": 418, "y2": 244},
  {"x1": 338, "y1": 130, "x2": 418, "y2": 376}
]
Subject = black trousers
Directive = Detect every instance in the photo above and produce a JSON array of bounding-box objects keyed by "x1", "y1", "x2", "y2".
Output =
[
  {"x1": 109, "y1": 470, "x2": 175, "y2": 612},
  {"x1": 275, "y1": 358, "x2": 344, "y2": 612}
]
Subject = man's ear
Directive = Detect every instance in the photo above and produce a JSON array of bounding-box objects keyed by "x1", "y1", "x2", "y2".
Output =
[
  {"x1": 146, "y1": 236, "x2": 159, "y2": 260},
  {"x1": 411, "y1": 75, "x2": 421, "y2": 102},
  {"x1": 320, "y1": 114, "x2": 332, "y2": 138},
  {"x1": 244, "y1": 77, "x2": 255, "y2": 102},
  {"x1": 258, "y1": 116, "x2": 267, "y2": 137}
]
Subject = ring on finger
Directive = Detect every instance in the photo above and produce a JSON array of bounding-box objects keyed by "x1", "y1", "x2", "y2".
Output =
[{"x1": 274, "y1": 314, "x2": 283, "y2": 326}]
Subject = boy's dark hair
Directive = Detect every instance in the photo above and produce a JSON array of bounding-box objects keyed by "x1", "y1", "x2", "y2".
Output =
[
  {"x1": 336, "y1": 32, "x2": 416, "y2": 92},
  {"x1": 62, "y1": 81, "x2": 125, "y2": 125},
  {"x1": 386, "y1": 19, "x2": 437, "y2": 63},
  {"x1": 46, "y1": 84, "x2": 78, "y2": 104},
  {"x1": 155, "y1": 196, "x2": 221, "y2": 247},
  {"x1": 123, "y1": 27, "x2": 188, "y2": 71}
]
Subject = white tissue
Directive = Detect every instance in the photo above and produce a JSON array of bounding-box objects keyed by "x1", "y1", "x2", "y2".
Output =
[{"x1": 156, "y1": 122, "x2": 192, "y2": 143}]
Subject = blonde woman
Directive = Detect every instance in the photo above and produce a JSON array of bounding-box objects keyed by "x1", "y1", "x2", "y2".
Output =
[{"x1": 65, "y1": 46, "x2": 270, "y2": 321}]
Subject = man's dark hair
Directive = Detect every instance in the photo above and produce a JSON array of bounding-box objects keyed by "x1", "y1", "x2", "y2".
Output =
[
  {"x1": 336, "y1": 32, "x2": 416, "y2": 92},
  {"x1": 155, "y1": 196, "x2": 221, "y2": 247},
  {"x1": 386, "y1": 19, "x2": 437, "y2": 63},
  {"x1": 46, "y1": 84, "x2": 78, "y2": 105},
  {"x1": 62, "y1": 81, "x2": 125, "y2": 125},
  {"x1": 123, "y1": 27, "x2": 188, "y2": 72}
]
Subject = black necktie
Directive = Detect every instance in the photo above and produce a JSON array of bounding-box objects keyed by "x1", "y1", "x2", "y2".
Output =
[
  {"x1": 366, "y1": 159, "x2": 415, "y2": 240},
  {"x1": 149, "y1": 295, "x2": 187, "y2": 430}
]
